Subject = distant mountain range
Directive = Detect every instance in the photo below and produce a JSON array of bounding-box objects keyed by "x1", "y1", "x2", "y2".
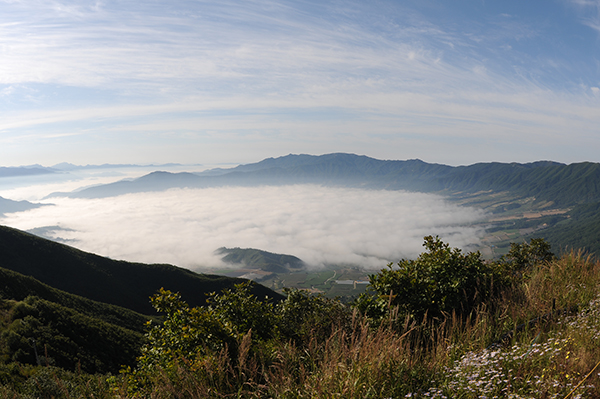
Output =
[
  {"x1": 0, "y1": 165, "x2": 56, "y2": 178},
  {"x1": 6, "y1": 153, "x2": 600, "y2": 257},
  {"x1": 0, "y1": 196, "x2": 47, "y2": 215},
  {"x1": 42, "y1": 153, "x2": 600, "y2": 257},
  {"x1": 47, "y1": 153, "x2": 600, "y2": 208},
  {"x1": 51, "y1": 162, "x2": 189, "y2": 171}
]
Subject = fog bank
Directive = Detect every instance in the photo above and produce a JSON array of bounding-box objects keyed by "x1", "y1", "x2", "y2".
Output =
[{"x1": 0, "y1": 185, "x2": 486, "y2": 270}]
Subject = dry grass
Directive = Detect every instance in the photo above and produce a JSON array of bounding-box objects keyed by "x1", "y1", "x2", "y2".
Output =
[{"x1": 2, "y1": 251, "x2": 599, "y2": 398}]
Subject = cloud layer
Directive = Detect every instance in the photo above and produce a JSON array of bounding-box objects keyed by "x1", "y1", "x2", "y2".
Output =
[{"x1": 0, "y1": 185, "x2": 486, "y2": 270}]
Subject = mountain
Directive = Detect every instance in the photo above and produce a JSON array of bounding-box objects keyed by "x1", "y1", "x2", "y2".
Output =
[
  {"x1": 0, "y1": 266, "x2": 149, "y2": 331},
  {"x1": 0, "y1": 166, "x2": 56, "y2": 178},
  {"x1": 217, "y1": 247, "x2": 306, "y2": 274},
  {"x1": 51, "y1": 162, "x2": 188, "y2": 171},
  {"x1": 0, "y1": 196, "x2": 48, "y2": 216},
  {"x1": 0, "y1": 225, "x2": 283, "y2": 315},
  {"x1": 37, "y1": 152, "x2": 600, "y2": 257},
  {"x1": 48, "y1": 153, "x2": 596, "y2": 207}
]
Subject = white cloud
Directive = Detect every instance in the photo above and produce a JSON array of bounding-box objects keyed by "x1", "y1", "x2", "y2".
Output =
[{"x1": 0, "y1": 185, "x2": 486, "y2": 270}]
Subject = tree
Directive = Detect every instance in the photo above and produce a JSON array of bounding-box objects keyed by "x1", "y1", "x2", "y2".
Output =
[{"x1": 500, "y1": 238, "x2": 555, "y2": 271}]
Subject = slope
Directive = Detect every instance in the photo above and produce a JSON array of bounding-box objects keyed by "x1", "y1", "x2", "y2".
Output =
[
  {"x1": 0, "y1": 225, "x2": 283, "y2": 315},
  {"x1": 0, "y1": 267, "x2": 150, "y2": 373}
]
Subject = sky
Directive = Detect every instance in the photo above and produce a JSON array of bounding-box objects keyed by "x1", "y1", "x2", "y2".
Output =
[{"x1": 1, "y1": 0, "x2": 600, "y2": 167}]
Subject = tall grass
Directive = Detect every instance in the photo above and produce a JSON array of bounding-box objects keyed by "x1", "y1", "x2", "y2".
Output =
[{"x1": 2, "y1": 250, "x2": 599, "y2": 398}]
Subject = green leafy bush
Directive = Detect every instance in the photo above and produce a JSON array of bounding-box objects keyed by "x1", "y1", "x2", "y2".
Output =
[
  {"x1": 500, "y1": 237, "x2": 555, "y2": 271},
  {"x1": 206, "y1": 282, "x2": 276, "y2": 342},
  {"x1": 355, "y1": 236, "x2": 505, "y2": 323}
]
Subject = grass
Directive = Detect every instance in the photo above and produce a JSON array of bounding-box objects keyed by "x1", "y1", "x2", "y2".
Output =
[{"x1": 1, "y1": 250, "x2": 599, "y2": 398}]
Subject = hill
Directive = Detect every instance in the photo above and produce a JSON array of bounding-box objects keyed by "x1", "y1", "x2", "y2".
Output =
[
  {"x1": 217, "y1": 247, "x2": 306, "y2": 273},
  {"x1": 0, "y1": 225, "x2": 283, "y2": 315},
  {"x1": 0, "y1": 166, "x2": 55, "y2": 178},
  {"x1": 0, "y1": 267, "x2": 148, "y2": 373}
]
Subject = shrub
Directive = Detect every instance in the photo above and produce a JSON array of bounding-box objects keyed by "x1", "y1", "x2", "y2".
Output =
[{"x1": 355, "y1": 236, "x2": 505, "y2": 324}]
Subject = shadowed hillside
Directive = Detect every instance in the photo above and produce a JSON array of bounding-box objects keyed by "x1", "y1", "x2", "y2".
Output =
[{"x1": 0, "y1": 225, "x2": 283, "y2": 315}]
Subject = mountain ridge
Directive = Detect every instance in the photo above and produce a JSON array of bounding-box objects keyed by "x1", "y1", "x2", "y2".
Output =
[{"x1": 48, "y1": 153, "x2": 594, "y2": 207}]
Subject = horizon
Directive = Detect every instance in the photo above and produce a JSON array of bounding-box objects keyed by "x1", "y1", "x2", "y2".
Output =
[{"x1": 1, "y1": 1, "x2": 600, "y2": 167}]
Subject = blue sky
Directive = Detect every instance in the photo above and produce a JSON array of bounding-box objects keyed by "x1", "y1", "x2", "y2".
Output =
[{"x1": 1, "y1": 0, "x2": 599, "y2": 167}]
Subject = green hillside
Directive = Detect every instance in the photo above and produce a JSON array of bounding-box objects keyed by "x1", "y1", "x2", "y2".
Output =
[
  {"x1": 0, "y1": 267, "x2": 149, "y2": 373},
  {"x1": 217, "y1": 247, "x2": 305, "y2": 273},
  {"x1": 0, "y1": 267, "x2": 149, "y2": 332},
  {"x1": 0, "y1": 225, "x2": 283, "y2": 315},
  {"x1": 1, "y1": 296, "x2": 143, "y2": 374},
  {"x1": 538, "y1": 202, "x2": 600, "y2": 256}
]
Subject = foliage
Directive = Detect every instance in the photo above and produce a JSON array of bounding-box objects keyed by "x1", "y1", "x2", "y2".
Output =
[
  {"x1": 0, "y1": 364, "x2": 114, "y2": 399},
  {"x1": 1, "y1": 234, "x2": 599, "y2": 398},
  {"x1": 123, "y1": 282, "x2": 353, "y2": 396},
  {"x1": 0, "y1": 296, "x2": 144, "y2": 374},
  {"x1": 355, "y1": 236, "x2": 504, "y2": 323},
  {"x1": 147, "y1": 288, "x2": 234, "y2": 361},
  {"x1": 277, "y1": 287, "x2": 350, "y2": 346},
  {"x1": 500, "y1": 237, "x2": 556, "y2": 271},
  {"x1": 206, "y1": 282, "x2": 277, "y2": 342}
]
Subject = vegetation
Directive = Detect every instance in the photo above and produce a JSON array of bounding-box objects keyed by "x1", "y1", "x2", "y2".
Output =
[
  {"x1": 1, "y1": 296, "x2": 143, "y2": 374},
  {"x1": 540, "y1": 201, "x2": 600, "y2": 257},
  {"x1": 1, "y1": 236, "x2": 599, "y2": 398},
  {"x1": 354, "y1": 235, "x2": 504, "y2": 323},
  {"x1": 0, "y1": 267, "x2": 149, "y2": 375}
]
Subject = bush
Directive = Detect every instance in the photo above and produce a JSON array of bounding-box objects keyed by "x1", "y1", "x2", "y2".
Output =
[
  {"x1": 500, "y1": 237, "x2": 555, "y2": 271},
  {"x1": 354, "y1": 236, "x2": 505, "y2": 323},
  {"x1": 277, "y1": 288, "x2": 351, "y2": 346}
]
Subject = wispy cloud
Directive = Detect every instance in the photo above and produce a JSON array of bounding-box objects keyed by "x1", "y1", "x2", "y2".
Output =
[
  {"x1": 0, "y1": 0, "x2": 598, "y2": 166},
  {"x1": 566, "y1": 0, "x2": 600, "y2": 32}
]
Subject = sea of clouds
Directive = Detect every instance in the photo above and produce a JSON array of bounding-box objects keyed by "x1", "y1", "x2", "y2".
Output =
[{"x1": 0, "y1": 172, "x2": 487, "y2": 270}]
